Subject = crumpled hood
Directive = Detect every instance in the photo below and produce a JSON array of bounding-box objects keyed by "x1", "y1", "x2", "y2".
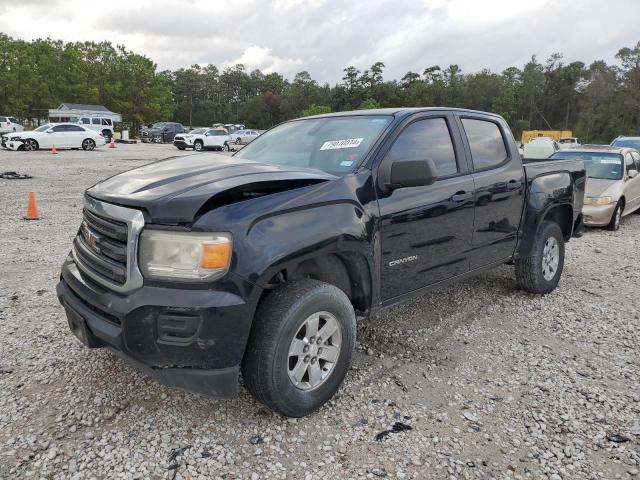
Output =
[{"x1": 87, "y1": 155, "x2": 336, "y2": 223}]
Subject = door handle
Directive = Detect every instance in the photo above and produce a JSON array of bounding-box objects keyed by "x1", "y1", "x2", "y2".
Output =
[
  {"x1": 451, "y1": 191, "x2": 473, "y2": 202},
  {"x1": 507, "y1": 180, "x2": 521, "y2": 190}
]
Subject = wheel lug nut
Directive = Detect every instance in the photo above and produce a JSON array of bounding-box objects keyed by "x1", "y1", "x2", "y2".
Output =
[
  {"x1": 316, "y1": 337, "x2": 322, "y2": 344},
  {"x1": 304, "y1": 355, "x2": 310, "y2": 363},
  {"x1": 318, "y1": 348, "x2": 323, "y2": 355},
  {"x1": 311, "y1": 357, "x2": 317, "y2": 364},
  {"x1": 303, "y1": 345, "x2": 310, "y2": 353},
  {"x1": 309, "y1": 336, "x2": 316, "y2": 343}
]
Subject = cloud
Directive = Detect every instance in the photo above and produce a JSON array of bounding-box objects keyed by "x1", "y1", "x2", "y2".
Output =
[
  {"x1": 0, "y1": 0, "x2": 639, "y2": 83},
  {"x1": 221, "y1": 45, "x2": 303, "y2": 75}
]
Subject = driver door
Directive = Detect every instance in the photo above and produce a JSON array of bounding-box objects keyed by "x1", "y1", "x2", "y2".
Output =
[{"x1": 376, "y1": 114, "x2": 476, "y2": 302}]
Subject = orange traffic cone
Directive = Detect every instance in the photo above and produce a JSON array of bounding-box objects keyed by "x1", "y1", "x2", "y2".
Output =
[
  {"x1": 24, "y1": 192, "x2": 40, "y2": 220},
  {"x1": 51, "y1": 144, "x2": 58, "y2": 154},
  {"x1": 109, "y1": 137, "x2": 116, "y2": 148}
]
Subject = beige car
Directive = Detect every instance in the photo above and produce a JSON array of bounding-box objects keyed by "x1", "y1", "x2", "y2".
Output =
[{"x1": 550, "y1": 147, "x2": 640, "y2": 230}]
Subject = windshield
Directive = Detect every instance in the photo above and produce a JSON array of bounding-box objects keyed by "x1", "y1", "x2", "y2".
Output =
[
  {"x1": 611, "y1": 138, "x2": 640, "y2": 150},
  {"x1": 35, "y1": 124, "x2": 51, "y2": 132},
  {"x1": 551, "y1": 151, "x2": 623, "y2": 180},
  {"x1": 151, "y1": 122, "x2": 167, "y2": 129},
  {"x1": 189, "y1": 128, "x2": 207, "y2": 134},
  {"x1": 235, "y1": 116, "x2": 392, "y2": 176}
]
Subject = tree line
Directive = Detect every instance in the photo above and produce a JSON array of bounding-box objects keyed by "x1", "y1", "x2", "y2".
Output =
[{"x1": 1, "y1": 33, "x2": 639, "y2": 143}]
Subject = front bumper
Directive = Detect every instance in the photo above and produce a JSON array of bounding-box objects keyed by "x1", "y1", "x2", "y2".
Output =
[
  {"x1": 56, "y1": 254, "x2": 262, "y2": 398},
  {"x1": 173, "y1": 140, "x2": 193, "y2": 149},
  {"x1": 583, "y1": 203, "x2": 616, "y2": 226}
]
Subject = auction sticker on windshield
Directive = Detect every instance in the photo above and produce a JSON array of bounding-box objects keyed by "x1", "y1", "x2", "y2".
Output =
[{"x1": 320, "y1": 138, "x2": 364, "y2": 150}]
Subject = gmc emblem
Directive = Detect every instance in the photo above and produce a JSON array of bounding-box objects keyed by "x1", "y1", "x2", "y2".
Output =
[{"x1": 81, "y1": 222, "x2": 101, "y2": 254}]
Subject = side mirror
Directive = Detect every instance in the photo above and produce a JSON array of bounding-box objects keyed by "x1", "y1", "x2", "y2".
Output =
[
  {"x1": 387, "y1": 159, "x2": 438, "y2": 190},
  {"x1": 46, "y1": 129, "x2": 54, "y2": 133},
  {"x1": 628, "y1": 169, "x2": 638, "y2": 179}
]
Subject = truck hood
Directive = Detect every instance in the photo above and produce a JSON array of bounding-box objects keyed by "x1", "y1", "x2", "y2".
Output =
[{"x1": 87, "y1": 155, "x2": 336, "y2": 223}]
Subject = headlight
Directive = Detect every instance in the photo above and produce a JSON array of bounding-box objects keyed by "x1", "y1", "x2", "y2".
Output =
[
  {"x1": 139, "y1": 230, "x2": 232, "y2": 281},
  {"x1": 585, "y1": 196, "x2": 614, "y2": 206},
  {"x1": 10, "y1": 136, "x2": 21, "y2": 141}
]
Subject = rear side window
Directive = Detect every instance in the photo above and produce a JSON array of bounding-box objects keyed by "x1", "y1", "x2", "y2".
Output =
[
  {"x1": 52, "y1": 125, "x2": 68, "y2": 132},
  {"x1": 102, "y1": 118, "x2": 112, "y2": 126},
  {"x1": 461, "y1": 118, "x2": 508, "y2": 171},
  {"x1": 0, "y1": 117, "x2": 6, "y2": 122},
  {"x1": 386, "y1": 117, "x2": 458, "y2": 177},
  {"x1": 92, "y1": 118, "x2": 101, "y2": 125},
  {"x1": 81, "y1": 118, "x2": 90, "y2": 125}
]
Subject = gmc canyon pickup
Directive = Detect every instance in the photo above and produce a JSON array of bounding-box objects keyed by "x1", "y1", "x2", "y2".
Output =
[{"x1": 57, "y1": 108, "x2": 586, "y2": 417}]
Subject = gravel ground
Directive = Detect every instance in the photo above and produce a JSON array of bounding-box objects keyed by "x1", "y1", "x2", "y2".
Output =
[{"x1": 0, "y1": 144, "x2": 639, "y2": 480}]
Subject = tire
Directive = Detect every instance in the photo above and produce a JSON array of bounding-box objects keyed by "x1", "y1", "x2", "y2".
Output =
[
  {"x1": 242, "y1": 279, "x2": 356, "y2": 417},
  {"x1": 193, "y1": 140, "x2": 204, "y2": 152},
  {"x1": 606, "y1": 202, "x2": 623, "y2": 231},
  {"x1": 176, "y1": 146, "x2": 186, "y2": 150},
  {"x1": 515, "y1": 221, "x2": 565, "y2": 294},
  {"x1": 23, "y1": 139, "x2": 38, "y2": 151},
  {"x1": 223, "y1": 143, "x2": 230, "y2": 152},
  {"x1": 153, "y1": 135, "x2": 162, "y2": 143},
  {"x1": 82, "y1": 139, "x2": 96, "y2": 151},
  {"x1": 102, "y1": 130, "x2": 111, "y2": 143},
  {"x1": 235, "y1": 137, "x2": 242, "y2": 145}
]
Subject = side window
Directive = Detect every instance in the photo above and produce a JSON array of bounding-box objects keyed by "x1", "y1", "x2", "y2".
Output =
[
  {"x1": 0, "y1": 117, "x2": 7, "y2": 122},
  {"x1": 9, "y1": 117, "x2": 18, "y2": 123},
  {"x1": 92, "y1": 118, "x2": 101, "y2": 125},
  {"x1": 631, "y1": 152, "x2": 640, "y2": 170},
  {"x1": 52, "y1": 125, "x2": 68, "y2": 132},
  {"x1": 625, "y1": 153, "x2": 635, "y2": 172},
  {"x1": 81, "y1": 118, "x2": 90, "y2": 125},
  {"x1": 102, "y1": 118, "x2": 112, "y2": 126},
  {"x1": 68, "y1": 125, "x2": 85, "y2": 132},
  {"x1": 386, "y1": 117, "x2": 458, "y2": 177},
  {"x1": 461, "y1": 118, "x2": 508, "y2": 171}
]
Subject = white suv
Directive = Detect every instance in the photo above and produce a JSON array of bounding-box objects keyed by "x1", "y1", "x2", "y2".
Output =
[{"x1": 0, "y1": 116, "x2": 24, "y2": 134}]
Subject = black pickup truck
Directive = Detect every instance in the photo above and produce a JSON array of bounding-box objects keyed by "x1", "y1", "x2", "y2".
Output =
[{"x1": 57, "y1": 108, "x2": 585, "y2": 417}]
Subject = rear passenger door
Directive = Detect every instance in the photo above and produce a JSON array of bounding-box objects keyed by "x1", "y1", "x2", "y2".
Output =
[
  {"x1": 457, "y1": 115, "x2": 525, "y2": 269},
  {"x1": 377, "y1": 113, "x2": 476, "y2": 301}
]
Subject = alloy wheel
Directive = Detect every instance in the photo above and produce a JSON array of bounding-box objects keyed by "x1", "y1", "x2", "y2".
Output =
[
  {"x1": 287, "y1": 311, "x2": 342, "y2": 391},
  {"x1": 541, "y1": 237, "x2": 559, "y2": 281}
]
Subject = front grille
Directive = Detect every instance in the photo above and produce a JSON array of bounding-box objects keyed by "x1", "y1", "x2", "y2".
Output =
[{"x1": 75, "y1": 209, "x2": 128, "y2": 285}]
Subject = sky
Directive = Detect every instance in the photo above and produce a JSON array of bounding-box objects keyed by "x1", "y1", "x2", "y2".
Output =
[{"x1": 1, "y1": 0, "x2": 639, "y2": 83}]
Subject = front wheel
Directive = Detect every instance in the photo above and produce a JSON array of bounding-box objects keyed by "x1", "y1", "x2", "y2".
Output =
[
  {"x1": 82, "y1": 139, "x2": 96, "y2": 151},
  {"x1": 606, "y1": 202, "x2": 623, "y2": 231},
  {"x1": 223, "y1": 142, "x2": 230, "y2": 152},
  {"x1": 515, "y1": 221, "x2": 565, "y2": 294},
  {"x1": 242, "y1": 279, "x2": 356, "y2": 417},
  {"x1": 23, "y1": 139, "x2": 38, "y2": 151},
  {"x1": 235, "y1": 137, "x2": 242, "y2": 145},
  {"x1": 193, "y1": 140, "x2": 203, "y2": 152}
]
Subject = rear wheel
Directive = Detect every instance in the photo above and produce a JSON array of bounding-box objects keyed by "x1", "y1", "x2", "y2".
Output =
[
  {"x1": 82, "y1": 139, "x2": 96, "y2": 151},
  {"x1": 193, "y1": 140, "x2": 204, "y2": 152},
  {"x1": 235, "y1": 137, "x2": 242, "y2": 145},
  {"x1": 242, "y1": 279, "x2": 356, "y2": 417},
  {"x1": 23, "y1": 139, "x2": 38, "y2": 151},
  {"x1": 607, "y1": 202, "x2": 623, "y2": 231},
  {"x1": 515, "y1": 221, "x2": 564, "y2": 294}
]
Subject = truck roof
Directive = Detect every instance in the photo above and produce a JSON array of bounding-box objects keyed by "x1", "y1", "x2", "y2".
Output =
[
  {"x1": 561, "y1": 145, "x2": 631, "y2": 155},
  {"x1": 304, "y1": 107, "x2": 504, "y2": 120}
]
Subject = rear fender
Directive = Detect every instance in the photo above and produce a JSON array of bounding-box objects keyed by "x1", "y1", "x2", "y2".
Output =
[{"x1": 515, "y1": 172, "x2": 574, "y2": 259}]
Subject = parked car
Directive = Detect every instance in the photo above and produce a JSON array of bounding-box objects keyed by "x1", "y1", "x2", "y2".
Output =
[
  {"x1": 558, "y1": 137, "x2": 580, "y2": 149},
  {"x1": 233, "y1": 129, "x2": 261, "y2": 145},
  {"x1": 550, "y1": 146, "x2": 640, "y2": 230},
  {"x1": 56, "y1": 108, "x2": 585, "y2": 417},
  {"x1": 1, "y1": 123, "x2": 105, "y2": 151},
  {"x1": 610, "y1": 136, "x2": 640, "y2": 150},
  {"x1": 523, "y1": 136, "x2": 559, "y2": 159},
  {"x1": 76, "y1": 116, "x2": 115, "y2": 142},
  {"x1": 173, "y1": 128, "x2": 231, "y2": 152},
  {"x1": 0, "y1": 115, "x2": 23, "y2": 134},
  {"x1": 140, "y1": 122, "x2": 186, "y2": 143}
]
